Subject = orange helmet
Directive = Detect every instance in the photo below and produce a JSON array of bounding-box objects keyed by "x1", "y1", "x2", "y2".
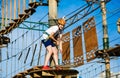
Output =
[{"x1": 58, "y1": 18, "x2": 66, "y2": 26}]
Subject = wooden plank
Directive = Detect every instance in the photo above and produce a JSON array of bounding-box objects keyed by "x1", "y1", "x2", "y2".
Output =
[
  {"x1": 62, "y1": 32, "x2": 70, "y2": 65},
  {"x1": 30, "y1": 44, "x2": 37, "y2": 66},
  {"x1": 83, "y1": 17, "x2": 98, "y2": 62},
  {"x1": 42, "y1": 69, "x2": 78, "y2": 75},
  {"x1": 107, "y1": 46, "x2": 120, "y2": 56},
  {"x1": 72, "y1": 26, "x2": 84, "y2": 67},
  {"x1": 96, "y1": 46, "x2": 120, "y2": 57},
  {"x1": 13, "y1": 66, "x2": 78, "y2": 77},
  {"x1": 24, "y1": 47, "x2": 31, "y2": 64}
]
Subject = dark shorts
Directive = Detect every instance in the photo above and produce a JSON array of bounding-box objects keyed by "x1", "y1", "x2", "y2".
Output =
[{"x1": 42, "y1": 39, "x2": 56, "y2": 47}]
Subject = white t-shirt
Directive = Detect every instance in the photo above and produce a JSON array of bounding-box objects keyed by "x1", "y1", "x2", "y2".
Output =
[{"x1": 42, "y1": 25, "x2": 59, "y2": 40}]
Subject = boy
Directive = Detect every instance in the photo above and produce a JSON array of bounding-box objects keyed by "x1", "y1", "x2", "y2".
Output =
[{"x1": 41, "y1": 18, "x2": 66, "y2": 70}]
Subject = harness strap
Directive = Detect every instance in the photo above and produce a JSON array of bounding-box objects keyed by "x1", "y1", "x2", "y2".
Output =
[
  {"x1": 43, "y1": 32, "x2": 50, "y2": 36},
  {"x1": 43, "y1": 32, "x2": 50, "y2": 42}
]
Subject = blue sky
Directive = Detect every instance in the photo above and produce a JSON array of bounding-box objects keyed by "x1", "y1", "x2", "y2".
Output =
[{"x1": 0, "y1": 0, "x2": 120, "y2": 78}]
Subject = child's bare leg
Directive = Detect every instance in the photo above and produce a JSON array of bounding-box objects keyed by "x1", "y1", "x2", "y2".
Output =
[
  {"x1": 52, "y1": 46, "x2": 58, "y2": 66},
  {"x1": 44, "y1": 45, "x2": 53, "y2": 66}
]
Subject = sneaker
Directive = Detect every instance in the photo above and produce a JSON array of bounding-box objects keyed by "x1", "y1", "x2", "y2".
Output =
[
  {"x1": 56, "y1": 65, "x2": 63, "y2": 70},
  {"x1": 42, "y1": 66, "x2": 51, "y2": 70}
]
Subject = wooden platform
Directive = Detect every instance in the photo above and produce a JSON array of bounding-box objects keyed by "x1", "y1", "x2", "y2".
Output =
[
  {"x1": 95, "y1": 45, "x2": 120, "y2": 58},
  {"x1": 13, "y1": 66, "x2": 78, "y2": 78},
  {"x1": 107, "y1": 45, "x2": 120, "y2": 56}
]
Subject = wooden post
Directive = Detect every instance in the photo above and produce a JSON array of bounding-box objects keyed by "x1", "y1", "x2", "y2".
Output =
[
  {"x1": 1, "y1": 0, "x2": 5, "y2": 29},
  {"x1": 48, "y1": 0, "x2": 58, "y2": 67},
  {"x1": 5, "y1": 0, "x2": 8, "y2": 26},
  {"x1": 100, "y1": 0, "x2": 110, "y2": 78},
  {"x1": 55, "y1": 75, "x2": 62, "y2": 78},
  {"x1": 48, "y1": 0, "x2": 58, "y2": 26},
  {"x1": 10, "y1": 0, "x2": 12, "y2": 23},
  {"x1": 14, "y1": 0, "x2": 16, "y2": 19},
  {"x1": 29, "y1": 0, "x2": 32, "y2": 3},
  {"x1": 23, "y1": 0, "x2": 26, "y2": 13},
  {"x1": 18, "y1": 0, "x2": 20, "y2": 14},
  {"x1": 65, "y1": 76, "x2": 71, "y2": 78},
  {"x1": 117, "y1": 18, "x2": 120, "y2": 33}
]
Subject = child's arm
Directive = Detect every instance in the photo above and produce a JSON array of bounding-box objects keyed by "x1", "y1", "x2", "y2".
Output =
[
  {"x1": 59, "y1": 34, "x2": 63, "y2": 53},
  {"x1": 49, "y1": 32, "x2": 57, "y2": 42},
  {"x1": 49, "y1": 32, "x2": 60, "y2": 45}
]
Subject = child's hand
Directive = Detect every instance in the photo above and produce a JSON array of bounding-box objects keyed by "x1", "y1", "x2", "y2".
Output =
[{"x1": 53, "y1": 40, "x2": 59, "y2": 45}]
